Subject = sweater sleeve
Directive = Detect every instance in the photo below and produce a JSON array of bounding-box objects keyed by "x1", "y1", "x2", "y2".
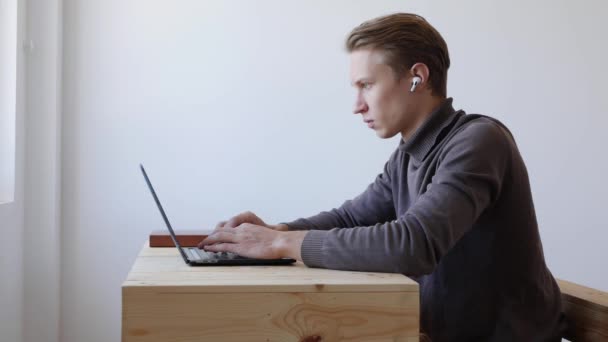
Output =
[
  {"x1": 300, "y1": 122, "x2": 510, "y2": 275},
  {"x1": 284, "y1": 155, "x2": 396, "y2": 231}
]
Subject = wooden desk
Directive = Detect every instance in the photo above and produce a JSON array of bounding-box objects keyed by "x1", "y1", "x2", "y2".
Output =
[{"x1": 122, "y1": 243, "x2": 420, "y2": 341}]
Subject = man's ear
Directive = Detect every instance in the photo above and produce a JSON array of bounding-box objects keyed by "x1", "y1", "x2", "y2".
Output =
[{"x1": 409, "y1": 63, "x2": 431, "y2": 89}]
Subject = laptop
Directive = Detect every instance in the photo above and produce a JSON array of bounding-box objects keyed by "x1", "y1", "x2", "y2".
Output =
[{"x1": 140, "y1": 164, "x2": 296, "y2": 266}]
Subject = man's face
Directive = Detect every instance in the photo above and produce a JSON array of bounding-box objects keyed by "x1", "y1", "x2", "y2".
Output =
[{"x1": 350, "y1": 49, "x2": 418, "y2": 139}]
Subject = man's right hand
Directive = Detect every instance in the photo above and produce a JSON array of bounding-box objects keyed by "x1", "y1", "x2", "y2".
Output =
[{"x1": 214, "y1": 211, "x2": 288, "y2": 231}]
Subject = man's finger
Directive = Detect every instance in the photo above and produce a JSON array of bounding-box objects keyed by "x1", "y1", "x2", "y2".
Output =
[
  {"x1": 202, "y1": 243, "x2": 238, "y2": 254},
  {"x1": 225, "y1": 211, "x2": 257, "y2": 228},
  {"x1": 214, "y1": 220, "x2": 227, "y2": 231},
  {"x1": 225, "y1": 216, "x2": 242, "y2": 229},
  {"x1": 197, "y1": 231, "x2": 237, "y2": 248},
  {"x1": 236, "y1": 223, "x2": 256, "y2": 232}
]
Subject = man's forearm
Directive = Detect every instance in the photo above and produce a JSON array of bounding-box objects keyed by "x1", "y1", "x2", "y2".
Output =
[{"x1": 274, "y1": 230, "x2": 308, "y2": 261}]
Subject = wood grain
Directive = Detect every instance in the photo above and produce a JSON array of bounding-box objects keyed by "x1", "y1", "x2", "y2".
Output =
[
  {"x1": 125, "y1": 244, "x2": 418, "y2": 293},
  {"x1": 123, "y1": 289, "x2": 419, "y2": 341},
  {"x1": 123, "y1": 243, "x2": 420, "y2": 341},
  {"x1": 558, "y1": 279, "x2": 608, "y2": 341}
]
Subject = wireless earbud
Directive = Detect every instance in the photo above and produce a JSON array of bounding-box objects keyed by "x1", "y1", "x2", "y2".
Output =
[{"x1": 410, "y1": 76, "x2": 421, "y2": 92}]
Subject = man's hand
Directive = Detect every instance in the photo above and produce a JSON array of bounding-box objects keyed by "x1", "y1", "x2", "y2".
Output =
[
  {"x1": 213, "y1": 211, "x2": 289, "y2": 231},
  {"x1": 197, "y1": 224, "x2": 306, "y2": 260}
]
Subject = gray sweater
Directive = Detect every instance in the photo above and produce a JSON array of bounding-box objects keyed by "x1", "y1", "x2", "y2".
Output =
[{"x1": 286, "y1": 99, "x2": 565, "y2": 341}]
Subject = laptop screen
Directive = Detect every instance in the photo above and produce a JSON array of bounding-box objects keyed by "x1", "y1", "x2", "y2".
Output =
[{"x1": 140, "y1": 164, "x2": 190, "y2": 264}]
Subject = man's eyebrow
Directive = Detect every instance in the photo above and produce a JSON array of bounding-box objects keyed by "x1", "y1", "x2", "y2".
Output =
[{"x1": 352, "y1": 77, "x2": 372, "y2": 86}]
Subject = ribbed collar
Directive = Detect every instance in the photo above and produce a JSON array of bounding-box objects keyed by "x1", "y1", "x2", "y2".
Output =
[{"x1": 398, "y1": 98, "x2": 459, "y2": 161}]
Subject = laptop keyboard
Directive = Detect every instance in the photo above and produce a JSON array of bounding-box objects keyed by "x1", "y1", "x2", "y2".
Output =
[{"x1": 187, "y1": 248, "x2": 240, "y2": 262}]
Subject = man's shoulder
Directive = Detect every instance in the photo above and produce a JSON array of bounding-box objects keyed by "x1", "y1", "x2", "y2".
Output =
[
  {"x1": 434, "y1": 114, "x2": 518, "y2": 165},
  {"x1": 451, "y1": 114, "x2": 515, "y2": 148}
]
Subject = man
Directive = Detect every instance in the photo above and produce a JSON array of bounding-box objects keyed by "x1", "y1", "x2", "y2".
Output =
[{"x1": 198, "y1": 13, "x2": 566, "y2": 341}]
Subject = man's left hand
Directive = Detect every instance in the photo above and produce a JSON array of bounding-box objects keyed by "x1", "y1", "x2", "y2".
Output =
[{"x1": 197, "y1": 224, "x2": 304, "y2": 260}]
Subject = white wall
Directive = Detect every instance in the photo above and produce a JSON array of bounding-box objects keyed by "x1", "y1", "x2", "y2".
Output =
[
  {"x1": 0, "y1": 0, "x2": 24, "y2": 341},
  {"x1": 22, "y1": 1, "x2": 63, "y2": 342},
  {"x1": 0, "y1": 0, "x2": 17, "y2": 202},
  {"x1": 59, "y1": 1, "x2": 607, "y2": 341}
]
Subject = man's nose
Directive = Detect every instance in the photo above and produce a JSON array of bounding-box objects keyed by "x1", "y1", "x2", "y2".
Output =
[{"x1": 353, "y1": 97, "x2": 368, "y2": 114}]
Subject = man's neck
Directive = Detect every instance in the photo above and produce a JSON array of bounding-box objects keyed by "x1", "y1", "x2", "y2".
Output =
[{"x1": 402, "y1": 96, "x2": 446, "y2": 140}]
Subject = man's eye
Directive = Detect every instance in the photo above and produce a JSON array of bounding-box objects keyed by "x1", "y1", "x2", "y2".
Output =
[{"x1": 362, "y1": 83, "x2": 371, "y2": 89}]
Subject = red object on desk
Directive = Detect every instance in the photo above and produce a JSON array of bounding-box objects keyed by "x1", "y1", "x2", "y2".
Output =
[{"x1": 149, "y1": 230, "x2": 211, "y2": 247}]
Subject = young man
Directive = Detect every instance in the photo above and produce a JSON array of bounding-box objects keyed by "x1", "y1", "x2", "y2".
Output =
[{"x1": 199, "y1": 13, "x2": 566, "y2": 341}]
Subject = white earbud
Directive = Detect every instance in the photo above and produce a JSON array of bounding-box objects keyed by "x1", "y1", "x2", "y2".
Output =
[{"x1": 410, "y1": 76, "x2": 421, "y2": 92}]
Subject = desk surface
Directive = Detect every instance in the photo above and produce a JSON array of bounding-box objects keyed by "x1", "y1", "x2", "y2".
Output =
[{"x1": 123, "y1": 243, "x2": 418, "y2": 293}]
